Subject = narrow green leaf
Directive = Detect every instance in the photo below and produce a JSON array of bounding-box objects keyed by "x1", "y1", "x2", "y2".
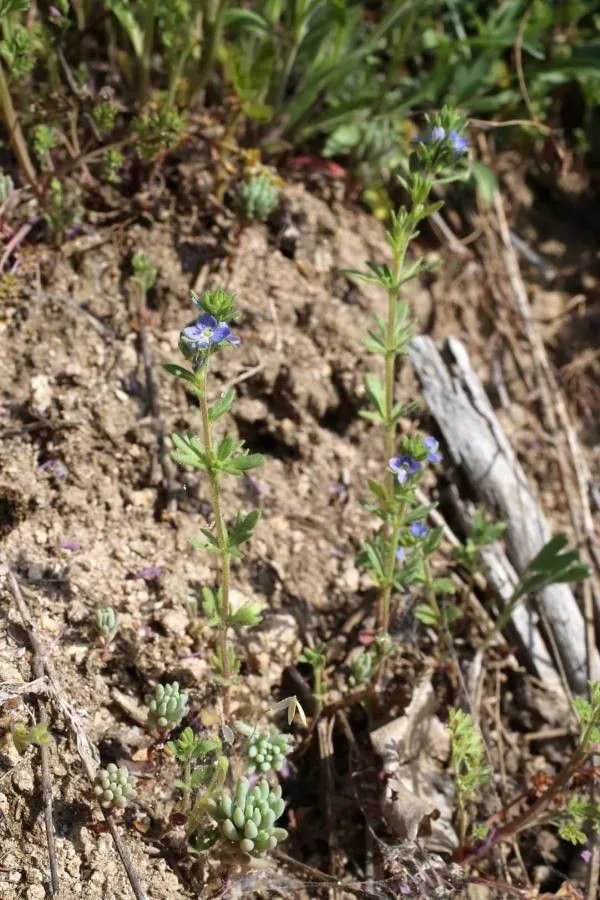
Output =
[{"x1": 208, "y1": 389, "x2": 236, "y2": 422}]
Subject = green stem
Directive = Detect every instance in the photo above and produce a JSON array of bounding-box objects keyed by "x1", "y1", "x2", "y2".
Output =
[
  {"x1": 380, "y1": 519, "x2": 402, "y2": 636},
  {"x1": 485, "y1": 586, "x2": 522, "y2": 648},
  {"x1": 183, "y1": 756, "x2": 192, "y2": 812},
  {"x1": 199, "y1": 372, "x2": 232, "y2": 718},
  {"x1": 165, "y1": 7, "x2": 203, "y2": 111},
  {"x1": 140, "y1": 0, "x2": 158, "y2": 104},
  {"x1": 424, "y1": 557, "x2": 447, "y2": 654},
  {"x1": 378, "y1": 238, "x2": 409, "y2": 636},
  {"x1": 189, "y1": 0, "x2": 229, "y2": 103},
  {"x1": 0, "y1": 58, "x2": 37, "y2": 187},
  {"x1": 314, "y1": 666, "x2": 323, "y2": 716}
]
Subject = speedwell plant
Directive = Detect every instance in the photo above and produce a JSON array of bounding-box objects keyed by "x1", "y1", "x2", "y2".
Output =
[
  {"x1": 351, "y1": 108, "x2": 469, "y2": 659},
  {"x1": 166, "y1": 288, "x2": 265, "y2": 718}
]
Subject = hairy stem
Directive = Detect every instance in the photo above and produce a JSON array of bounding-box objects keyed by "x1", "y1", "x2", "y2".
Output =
[
  {"x1": 461, "y1": 749, "x2": 588, "y2": 863},
  {"x1": 378, "y1": 239, "x2": 409, "y2": 636},
  {"x1": 0, "y1": 59, "x2": 37, "y2": 186},
  {"x1": 199, "y1": 373, "x2": 231, "y2": 718}
]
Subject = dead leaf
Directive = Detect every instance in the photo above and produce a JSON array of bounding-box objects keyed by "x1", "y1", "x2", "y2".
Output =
[{"x1": 382, "y1": 778, "x2": 440, "y2": 841}]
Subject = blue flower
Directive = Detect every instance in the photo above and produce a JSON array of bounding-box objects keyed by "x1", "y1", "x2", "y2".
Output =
[
  {"x1": 410, "y1": 521, "x2": 428, "y2": 539},
  {"x1": 395, "y1": 547, "x2": 406, "y2": 562},
  {"x1": 389, "y1": 458, "x2": 408, "y2": 484},
  {"x1": 180, "y1": 313, "x2": 240, "y2": 356},
  {"x1": 389, "y1": 455, "x2": 421, "y2": 484},
  {"x1": 449, "y1": 129, "x2": 468, "y2": 154},
  {"x1": 423, "y1": 435, "x2": 443, "y2": 464},
  {"x1": 431, "y1": 125, "x2": 446, "y2": 142}
]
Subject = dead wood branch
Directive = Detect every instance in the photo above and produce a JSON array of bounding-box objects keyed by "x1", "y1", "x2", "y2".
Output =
[{"x1": 409, "y1": 335, "x2": 599, "y2": 693}]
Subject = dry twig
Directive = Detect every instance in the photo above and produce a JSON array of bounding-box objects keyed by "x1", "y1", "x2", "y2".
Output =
[{"x1": 7, "y1": 570, "x2": 148, "y2": 900}]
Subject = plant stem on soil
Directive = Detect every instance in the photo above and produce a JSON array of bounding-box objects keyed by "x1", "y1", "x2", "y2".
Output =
[
  {"x1": 379, "y1": 238, "x2": 409, "y2": 637},
  {"x1": 199, "y1": 370, "x2": 231, "y2": 718},
  {"x1": 0, "y1": 59, "x2": 37, "y2": 186}
]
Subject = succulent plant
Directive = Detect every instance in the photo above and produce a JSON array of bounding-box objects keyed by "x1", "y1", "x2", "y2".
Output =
[
  {"x1": 241, "y1": 176, "x2": 279, "y2": 222},
  {"x1": 210, "y1": 776, "x2": 287, "y2": 856},
  {"x1": 237, "y1": 722, "x2": 293, "y2": 774},
  {"x1": 94, "y1": 763, "x2": 136, "y2": 810},
  {"x1": 95, "y1": 606, "x2": 119, "y2": 646},
  {"x1": 147, "y1": 681, "x2": 189, "y2": 732}
]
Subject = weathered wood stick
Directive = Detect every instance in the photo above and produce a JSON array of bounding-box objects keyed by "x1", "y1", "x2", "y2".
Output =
[{"x1": 410, "y1": 335, "x2": 598, "y2": 693}]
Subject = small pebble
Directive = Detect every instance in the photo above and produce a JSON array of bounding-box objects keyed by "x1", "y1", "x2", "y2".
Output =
[{"x1": 26, "y1": 884, "x2": 46, "y2": 900}]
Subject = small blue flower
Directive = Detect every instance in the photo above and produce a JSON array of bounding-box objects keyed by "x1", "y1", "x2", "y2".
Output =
[
  {"x1": 423, "y1": 435, "x2": 443, "y2": 464},
  {"x1": 395, "y1": 547, "x2": 406, "y2": 562},
  {"x1": 449, "y1": 129, "x2": 468, "y2": 154},
  {"x1": 410, "y1": 521, "x2": 428, "y2": 539},
  {"x1": 431, "y1": 125, "x2": 446, "y2": 142},
  {"x1": 389, "y1": 458, "x2": 408, "y2": 484},
  {"x1": 180, "y1": 313, "x2": 240, "y2": 355},
  {"x1": 389, "y1": 455, "x2": 421, "y2": 484}
]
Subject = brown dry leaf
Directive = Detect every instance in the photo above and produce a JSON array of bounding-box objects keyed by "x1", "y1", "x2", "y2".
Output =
[
  {"x1": 381, "y1": 777, "x2": 440, "y2": 841},
  {"x1": 371, "y1": 676, "x2": 457, "y2": 852}
]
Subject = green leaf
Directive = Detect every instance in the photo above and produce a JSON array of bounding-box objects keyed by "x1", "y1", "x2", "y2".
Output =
[
  {"x1": 171, "y1": 433, "x2": 209, "y2": 470},
  {"x1": 208, "y1": 389, "x2": 235, "y2": 422},
  {"x1": 201, "y1": 587, "x2": 217, "y2": 617},
  {"x1": 323, "y1": 123, "x2": 362, "y2": 157},
  {"x1": 423, "y1": 526, "x2": 444, "y2": 554},
  {"x1": 190, "y1": 766, "x2": 213, "y2": 789},
  {"x1": 216, "y1": 433, "x2": 235, "y2": 461},
  {"x1": 105, "y1": 0, "x2": 144, "y2": 58},
  {"x1": 229, "y1": 602, "x2": 263, "y2": 627},
  {"x1": 339, "y1": 267, "x2": 382, "y2": 285},
  {"x1": 359, "y1": 409, "x2": 384, "y2": 424},
  {"x1": 164, "y1": 363, "x2": 202, "y2": 392},
  {"x1": 515, "y1": 534, "x2": 590, "y2": 600},
  {"x1": 229, "y1": 509, "x2": 261, "y2": 548},
  {"x1": 471, "y1": 162, "x2": 498, "y2": 208},
  {"x1": 0, "y1": 0, "x2": 30, "y2": 15},
  {"x1": 414, "y1": 604, "x2": 439, "y2": 627},
  {"x1": 367, "y1": 478, "x2": 388, "y2": 505},
  {"x1": 223, "y1": 8, "x2": 270, "y2": 34},
  {"x1": 191, "y1": 529, "x2": 221, "y2": 553},
  {"x1": 222, "y1": 452, "x2": 265, "y2": 474},
  {"x1": 360, "y1": 540, "x2": 384, "y2": 581},
  {"x1": 363, "y1": 332, "x2": 386, "y2": 354},
  {"x1": 432, "y1": 577, "x2": 457, "y2": 594},
  {"x1": 364, "y1": 373, "x2": 386, "y2": 418}
]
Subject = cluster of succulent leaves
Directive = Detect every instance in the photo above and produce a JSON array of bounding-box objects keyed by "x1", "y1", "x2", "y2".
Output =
[
  {"x1": 240, "y1": 175, "x2": 279, "y2": 222},
  {"x1": 93, "y1": 763, "x2": 137, "y2": 811},
  {"x1": 236, "y1": 722, "x2": 294, "y2": 775},
  {"x1": 95, "y1": 606, "x2": 119, "y2": 648},
  {"x1": 209, "y1": 776, "x2": 288, "y2": 857},
  {"x1": 164, "y1": 727, "x2": 289, "y2": 856},
  {"x1": 147, "y1": 681, "x2": 189, "y2": 733}
]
